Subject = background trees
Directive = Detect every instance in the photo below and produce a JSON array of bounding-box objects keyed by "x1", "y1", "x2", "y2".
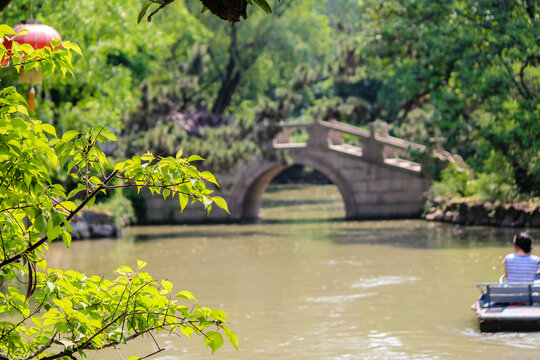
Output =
[
  {"x1": 1, "y1": 0, "x2": 208, "y2": 131},
  {"x1": 1, "y1": 0, "x2": 538, "y2": 205},
  {"x1": 349, "y1": 0, "x2": 539, "y2": 200}
]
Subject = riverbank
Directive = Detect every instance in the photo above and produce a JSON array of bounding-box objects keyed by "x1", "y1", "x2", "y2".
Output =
[
  {"x1": 424, "y1": 198, "x2": 540, "y2": 228},
  {"x1": 70, "y1": 210, "x2": 121, "y2": 240}
]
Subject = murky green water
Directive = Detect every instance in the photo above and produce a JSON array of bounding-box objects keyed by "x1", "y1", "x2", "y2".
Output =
[{"x1": 48, "y1": 185, "x2": 540, "y2": 359}]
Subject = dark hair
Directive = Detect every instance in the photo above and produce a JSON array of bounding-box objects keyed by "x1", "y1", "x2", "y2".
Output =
[{"x1": 514, "y1": 232, "x2": 533, "y2": 253}]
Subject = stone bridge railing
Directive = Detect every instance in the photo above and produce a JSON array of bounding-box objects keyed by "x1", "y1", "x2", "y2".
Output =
[{"x1": 273, "y1": 120, "x2": 431, "y2": 176}]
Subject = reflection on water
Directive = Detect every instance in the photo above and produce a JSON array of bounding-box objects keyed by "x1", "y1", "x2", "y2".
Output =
[{"x1": 47, "y1": 184, "x2": 540, "y2": 359}]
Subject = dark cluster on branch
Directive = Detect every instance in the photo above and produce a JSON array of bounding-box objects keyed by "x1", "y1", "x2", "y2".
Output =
[{"x1": 201, "y1": 0, "x2": 247, "y2": 22}]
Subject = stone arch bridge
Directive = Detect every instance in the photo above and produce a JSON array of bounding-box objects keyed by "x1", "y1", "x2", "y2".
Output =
[{"x1": 144, "y1": 120, "x2": 435, "y2": 223}]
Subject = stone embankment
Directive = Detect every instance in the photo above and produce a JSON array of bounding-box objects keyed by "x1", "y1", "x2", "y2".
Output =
[
  {"x1": 424, "y1": 198, "x2": 540, "y2": 228},
  {"x1": 70, "y1": 210, "x2": 121, "y2": 240}
]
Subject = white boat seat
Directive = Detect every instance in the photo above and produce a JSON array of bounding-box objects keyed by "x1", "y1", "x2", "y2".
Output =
[{"x1": 486, "y1": 284, "x2": 531, "y2": 305}]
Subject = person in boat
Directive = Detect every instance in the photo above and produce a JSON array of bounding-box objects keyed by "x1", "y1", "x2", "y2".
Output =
[{"x1": 503, "y1": 232, "x2": 540, "y2": 283}]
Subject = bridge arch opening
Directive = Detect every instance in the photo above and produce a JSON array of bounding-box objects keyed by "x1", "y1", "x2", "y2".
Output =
[
  {"x1": 260, "y1": 165, "x2": 345, "y2": 221},
  {"x1": 270, "y1": 164, "x2": 332, "y2": 185},
  {"x1": 234, "y1": 159, "x2": 357, "y2": 222}
]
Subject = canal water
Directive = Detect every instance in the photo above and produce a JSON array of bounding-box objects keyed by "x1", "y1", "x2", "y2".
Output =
[{"x1": 48, "y1": 184, "x2": 540, "y2": 359}]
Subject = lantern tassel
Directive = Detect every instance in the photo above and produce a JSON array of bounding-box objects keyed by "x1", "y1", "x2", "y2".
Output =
[{"x1": 28, "y1": 87, "x2": 35, "y2": 112}]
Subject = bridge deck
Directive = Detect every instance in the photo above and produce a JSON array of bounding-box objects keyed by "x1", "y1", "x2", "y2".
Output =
[
  {"x1": 384, "y1": 158, "x2": 422, "y2": 173},
  {"x1": 329, "y1": 144, "x2": 363, "y2": 157},
  {"x1": 274, "y1": 143, "x2": 422, "y2": 174}
]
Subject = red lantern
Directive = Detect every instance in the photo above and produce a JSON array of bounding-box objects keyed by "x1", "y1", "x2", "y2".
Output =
[
  {"x1": 11, "y1": 22, "x2": 61, "y2": 51},
  {"x1": 3, "y1": 20, "x2": 61, "y2": 111}
]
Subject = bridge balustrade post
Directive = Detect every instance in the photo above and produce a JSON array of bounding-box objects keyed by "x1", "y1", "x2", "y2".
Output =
[
  {"x1": 306, "y1": 120, "x2": 330, "y2": 148},
  {"x1": 327, "y1": 120, "x2": 344, "y2": 145},
  {"x1": 379, "y1": 122, "x2": 396, "y2": 159},
  {"x1": 363, "y1": 122, "x2": 385, "y2": 164},
  {"x1": 274, "y1": 127, "x2": 292, "y2": 144}
]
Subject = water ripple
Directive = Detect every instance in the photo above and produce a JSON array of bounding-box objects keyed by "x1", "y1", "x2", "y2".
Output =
[
  {"x1": 368, "y1": 331, "x2": 403, "y2": 348},
  {"x1": 321, "y1": 259, "x2": 364, "y2": 267},
  {"x1": 306, "y1": 293, "x2": 378, "y2": 304},
  {"x1": 351, "y1": 276, "x2": 420, "y2": 289}
]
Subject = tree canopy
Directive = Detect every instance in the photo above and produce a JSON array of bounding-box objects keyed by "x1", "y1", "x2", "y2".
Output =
[
  {"x1": 351, "y1": 0, "x2": 539, "y2": 199},
  {"x1": 1, "y1": 0, "x2": 538, "y2": 203}
]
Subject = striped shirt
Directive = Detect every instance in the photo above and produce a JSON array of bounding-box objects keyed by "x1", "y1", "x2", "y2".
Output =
[{"x1": 505, "y1": 254, "x2": 540, "y2": 284}]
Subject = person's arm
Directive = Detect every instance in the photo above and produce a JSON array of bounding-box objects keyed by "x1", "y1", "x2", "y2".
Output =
[{"x1": 503, "y1": 258, "x2": 508, "y2": 280}]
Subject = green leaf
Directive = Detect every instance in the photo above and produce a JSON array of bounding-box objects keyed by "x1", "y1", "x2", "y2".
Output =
[
  {"x1": 114, "y1": 161, "x2": 126, "y2": 171},
  {"x1": 201, "y1": 195, "x2": 213, "y2": 208},
  {"x1": 41, "y1": 123, "x2": 57, "y2": 137},
  {"x1": 17, "y1": 105, "x2": 28, "y2": 116},
  {"x1": 210, "y1": 309, "x2": 229, "y2": 322},
  {"x1": 0, "y1": 24, "x2": 15, "y2": 37},
  {"x1": 56, "y1": 201, "x2": 78, "y2": 212},
  {"x1": 46, "y1": 225, "x2": 61, "y2": 241},
  {"x1": 253, "y1": 0, "x2": 272, "y2": 14},
  {"x1": 175, "y1": 290, "x2": 197, "y2": 301},
  {"x1": 200, "y1": 171, "x2": 219, "y2": 186},
  {"x1": 181, "y1": 325, "x2": 194, "y2": 338},
  {"x1": 89, "y1": 176, "x2": 102, "y2": 185},
  {"x1": 212, "y1": 196, "x2": 229, "y2": 214},
  {"x1": 138, "y1": 1, "x2": 152, "y2": 23},
  {"x1": 67, "y1": 184, "x2": 87, "y2": 199},
  {"x1": 178, "y1": 193, "x2": 188, "y2": 212},
  {"x1": 62, "y1": 230, "x2": 72, "y2": 248},
  {"x1": 86, "y1": 196, "x2": 96, "y2": 208},
  {"x1": 203, "y1": 331, "x2": 223, "y2": 354},
  {"x1": 100, "y1": 129, "x2": 117, "y2": 141},
  {"x1": 62, "y1": 130, "x2": 80, "y2": 142},
  {"x1": 160, "y1": 280, "x2": 173, "y2": 294},
  {"x1": 221, "y1": 325, "x2": 239, "y2": 351},
  {"x1": 34, "y1": 215, "x2": 47, "y2": 234},
  {"x1": 61, "y1": 41, "x2": 83, "y2": 56},
  {"x1": 162, "y1": 188, "x2": 170, "y2": 200},
  {"x1": 141, "y1": 153, "x2": 155, "y2": 161},
  {"x1": 187, "y1": 154, "x2": 205, "y2": 162}
]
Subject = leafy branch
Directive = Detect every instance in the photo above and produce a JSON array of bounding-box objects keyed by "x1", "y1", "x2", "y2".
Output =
[{"x1": 0, "y1": 27, "x2": 235, "y2": 359}]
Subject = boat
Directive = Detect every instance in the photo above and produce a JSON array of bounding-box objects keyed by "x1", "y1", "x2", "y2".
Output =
[{"x1": 472, "y1": 275, "x2": 540, "y2": 332}]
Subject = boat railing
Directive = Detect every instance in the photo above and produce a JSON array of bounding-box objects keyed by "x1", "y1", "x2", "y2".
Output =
[{"x1": 476, "y1": 283, "x2": 540, "y2": 308}]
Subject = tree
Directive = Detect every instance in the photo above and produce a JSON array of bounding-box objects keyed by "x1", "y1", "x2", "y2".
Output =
[
  {"x1": 349, "y1": 0, "x2": 539, "y2": 198},
  {"x1": 0, "y1": 0, "x2": 210, "y2": 132},
  {"x1": 200, "y1": 0, "x2": 331, "y2": 116},
  {"x1": 0, "y1": 25, "x2": 235, "y2": 359}
]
